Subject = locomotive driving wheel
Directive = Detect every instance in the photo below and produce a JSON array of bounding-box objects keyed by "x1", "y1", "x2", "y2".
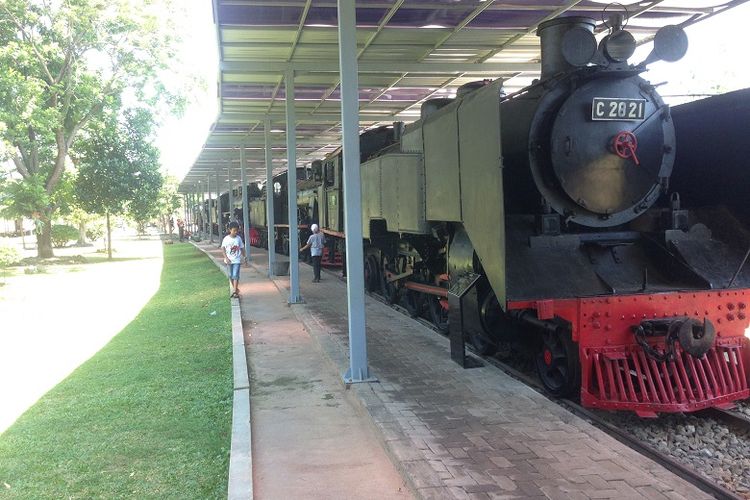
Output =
[
  {"x1": 380, "y1": 254, "x2": 399, "y2": 303},
  {"x1": 469, "y1": 291, "x2": 501, "y2": 355},
  {"x1": 535, "y1": 328, "x2": 580, "y2": 398},
  {"x1": 363, "y1": 254, "x2": 380, "y2": 292},
  {"x1": 405, "y1": 290, "x2": 425, "y2": 318},
  {"x1": 428, "y1": 295, "x2": 449, "y2": 333}
]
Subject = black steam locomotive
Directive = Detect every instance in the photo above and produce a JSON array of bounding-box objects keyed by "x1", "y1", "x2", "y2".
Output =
[{"x1": 241, "y1": 15, "x2": 750, "y2": 416}]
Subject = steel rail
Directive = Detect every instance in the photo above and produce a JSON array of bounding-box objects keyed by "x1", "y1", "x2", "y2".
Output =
[{"x1": 354, "y1": 275, "x2": 743, "y2": 500}]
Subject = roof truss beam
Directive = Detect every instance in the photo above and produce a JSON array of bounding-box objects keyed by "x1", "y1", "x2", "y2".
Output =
[{"x1": 220, "y1": 61, "x2": 538, "y2": 74}]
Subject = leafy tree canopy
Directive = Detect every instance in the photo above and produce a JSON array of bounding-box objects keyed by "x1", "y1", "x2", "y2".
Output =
[
  {"x1": 0, "y1": 0, "x2": 186, "y2": 256},
  {"x1": 74, "y1": 107, "x2": 163, "y2": 217}
]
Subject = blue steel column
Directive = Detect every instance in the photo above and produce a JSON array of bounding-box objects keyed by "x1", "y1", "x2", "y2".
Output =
[
  {"x1": 207, "y1": 174, "x2": 214, "y2": 243},
  {"x1": 214, "y1": 169, "x2": 220, "y2": 240},
  {"x1": 264, "y1": 117, "x2": 276, "y2": 277},
  {"x1": 285, "y1": 69, "x2": 302, "y2": 303},
  {"x1": 195, "y1": 186, "x2": 200, "y2": 235},
  {"x1": 227, "y1": 160, "x2": 235, "y2": 227},
  {"x1": 200, "y1": 181, "x2": 207, "y2": 237},
  {"x1": 240, "y1": 145, "x2": 251, "y2": 263},
  {"x1": 339, "y1": 0, "x2": 374, "y2": 383},
  {"x1": 200, "y1": 186, "x2": 204, "y2": 236},
  {"x1": 196, "y1": 182, "x2": 201, "y2": 236},
  {"x1": 186, "y1": 192, "x2": 191, "y2": 231}
]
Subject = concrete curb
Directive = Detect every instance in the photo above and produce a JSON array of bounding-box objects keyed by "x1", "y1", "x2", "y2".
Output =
[{"x1": 192, "y1": 242, "x2": 253, "y2": 500}]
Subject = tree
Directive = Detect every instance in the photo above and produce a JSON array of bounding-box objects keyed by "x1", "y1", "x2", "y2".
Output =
[
  {"x1": 0, "y1": 0, "x2": 183, "y2": 258},
  {"x1": 155, "y1": 175, "x2": 180, "y2": 234},
  {"x1": 128, "y1": 171, "x2": 173, "y2": 236},
  {"x1": 74, "y1": 107, "x2": 162, "y2": 259},
  {"x1": 66, "y1": 207, "x2": 100, "y2": 245}
]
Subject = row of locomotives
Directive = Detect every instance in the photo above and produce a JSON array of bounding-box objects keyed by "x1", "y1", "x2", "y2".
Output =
[
  {"x1": 246, "y1": 168, "x2": 302, "y2": 254},
  {"x1": 219, "y1": 182, "x2": 262, "y2": 241},
  {"x1": 309, "y1": 125, "x2": 399, "y2": 269},
  {"x1": 359, "y1": 14, "x2": 750, "y2": 416},
  {"x1": 245, "y1": 125, "x2": 399, "y2": 269}
]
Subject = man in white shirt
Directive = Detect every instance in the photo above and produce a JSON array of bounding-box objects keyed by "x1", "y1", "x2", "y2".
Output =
[
  {"x1": 300, "y1": 223, "x2": 326, "y2": 283},
  {"x1": 222, "y1": 221, "x2": 246, "y2": 298}
]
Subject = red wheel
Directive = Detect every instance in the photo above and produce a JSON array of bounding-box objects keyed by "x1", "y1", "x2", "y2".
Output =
[{"x1": 612, "y1": 131, "x2": 640, "y2": 165}]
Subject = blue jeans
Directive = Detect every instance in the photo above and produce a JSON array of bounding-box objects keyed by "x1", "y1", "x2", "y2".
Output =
[{"x1": 228, "y1": 263, "x2": 241, "y2": 280}]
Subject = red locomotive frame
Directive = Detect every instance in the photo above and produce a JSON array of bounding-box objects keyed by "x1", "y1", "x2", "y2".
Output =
[{"x1": 508, "y1": 290, "x2": 750, "y2": 416}]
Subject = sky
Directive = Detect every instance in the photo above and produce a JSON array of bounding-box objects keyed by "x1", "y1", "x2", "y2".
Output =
[
  {"x1": 635, "y1": 1, "x2": 750, "y2": 105},
  {"x1": 155, "y1": 0, "x2": 219, "y2": 181},
  {"x1": 156, "y1": 1, "x2": 750, "y2": 181}
]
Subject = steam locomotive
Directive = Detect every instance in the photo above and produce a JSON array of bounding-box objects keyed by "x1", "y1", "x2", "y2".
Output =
[{"x1": 238, "y1": 15, "x2": 750, "y2": 416}]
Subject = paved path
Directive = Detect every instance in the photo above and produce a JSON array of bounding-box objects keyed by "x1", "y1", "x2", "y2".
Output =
[
  {"x1": 197, "y1": 241, "x2": 412, "y2": 499},
  {"x1": 0, "y1": 233, "x2": 163, "y2": 433},
  {"x1": 240, "y1": 247, "x2": 710, "y2": 500}
]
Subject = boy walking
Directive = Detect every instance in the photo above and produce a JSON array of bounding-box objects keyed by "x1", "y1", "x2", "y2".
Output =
[
  {"x1": 300, "y1": 223, "x2": 326, "y2": 282},
  {"x1": 222, "y1": 221, "x2": 246, "y2": 298}
]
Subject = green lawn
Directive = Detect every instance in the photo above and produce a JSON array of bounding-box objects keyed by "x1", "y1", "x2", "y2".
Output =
[{"x1": 0, "y1": 244, "x2": 233, "y2": 499}]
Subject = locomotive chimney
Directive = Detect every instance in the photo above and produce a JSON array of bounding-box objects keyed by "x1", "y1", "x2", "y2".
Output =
[{"x1": 537, "y1": 16, "x2": 596, "y2": 80}]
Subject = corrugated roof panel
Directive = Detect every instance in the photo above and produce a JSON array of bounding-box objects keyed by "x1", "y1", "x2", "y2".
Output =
[
  {"x1": 358, "y1": 46, "x2": 434, "y2": 62},
  {"x1": 224, "y1": 46, "x2": 291, "y2": 60},
  {"x1": 223, "y1": 73, "x2": 283, "y2": 84},
  {"x1": 181, "y1": 0, "x2": 744, "y2": 187},
  {"x1": 221, "y1": 27, "x2": 297, "y2": 43}
]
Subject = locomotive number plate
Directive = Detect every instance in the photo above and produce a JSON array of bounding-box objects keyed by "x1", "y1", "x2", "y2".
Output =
[{"x1": 591, "y1": 97, "x2": 646, "y2": 121}]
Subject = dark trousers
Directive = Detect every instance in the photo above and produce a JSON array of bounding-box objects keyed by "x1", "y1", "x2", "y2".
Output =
[{"x1": 312, "y1": 255, "x2": 322, "y2": 280}]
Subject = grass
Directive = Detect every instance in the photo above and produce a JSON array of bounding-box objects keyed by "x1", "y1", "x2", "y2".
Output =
[{"x1": 0, "y1": 244, "x2": 233, "y2": 499}]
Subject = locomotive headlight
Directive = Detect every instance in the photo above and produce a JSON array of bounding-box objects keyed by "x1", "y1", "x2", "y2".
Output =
[
  {"x1": 745, "y1": 325, "x2": 750, "y2": 340},
  {"x1": 653, "y1": 25, "x2": 688, "y2": 63},
  {"x1": 602, "y1": 30, "x2": 636, "y2": 62}
]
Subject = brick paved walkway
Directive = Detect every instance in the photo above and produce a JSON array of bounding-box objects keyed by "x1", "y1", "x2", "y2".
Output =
[
  {"x1": 195, "y1": 241, "x2": 411, "y2": 499},
  {"x1": 246, "y1": 247, "x2": 710, "y2": 500}
]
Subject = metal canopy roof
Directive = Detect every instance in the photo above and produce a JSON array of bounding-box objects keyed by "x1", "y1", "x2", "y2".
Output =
[{"x1": 179, "y1": 0, "x2": 747, "y2": 191}]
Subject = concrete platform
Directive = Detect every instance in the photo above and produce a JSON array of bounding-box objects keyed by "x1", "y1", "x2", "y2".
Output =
[{"x1": 200, "y1": 242, "x2": 711, "y2": 499}]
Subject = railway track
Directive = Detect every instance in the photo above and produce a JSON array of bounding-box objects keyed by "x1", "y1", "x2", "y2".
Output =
[
  {"x1": 358, "y1": 284, "x2": 746, "y2": 500},
  {"x1": 701, "y1": 408, "x2": 750, "y2": 434},
  {"x1": 479, "y1": 356, "x2": 743, "y2": 500}
]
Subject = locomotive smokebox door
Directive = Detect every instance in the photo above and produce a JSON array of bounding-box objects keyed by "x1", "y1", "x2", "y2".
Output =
[{"x1": 448, "y1": 272, "x2": 484, "y2": 368}]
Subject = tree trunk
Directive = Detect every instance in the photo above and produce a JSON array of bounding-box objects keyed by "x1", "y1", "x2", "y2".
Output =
[
  {"x1": 37, "y1": 219, "x2": 54, "y2": 258},
  {"x1": 106, "y1": 211, "x2": 112, "y2": 260},
  {"x1": 77, "y1": 221, "x2": 87, "y2": 246},
  {"x1": 14, "y1": 218, "x2": 22, "y2": 235}
]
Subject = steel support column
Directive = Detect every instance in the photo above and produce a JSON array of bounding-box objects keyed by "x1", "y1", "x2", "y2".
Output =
[
  {"x1": 207, "y1": 174, "x2": 214, "y2": 243},
  {"x1": 191, "y1": 188, "x2": 196, "y2": 234},
  {"x1": 264, "y1": 117, "x2": 276, "y2": 277},
  {"x1": 186, "y1": 192, "x2": 191, "y2": 231},
  {"x1": 195, "y1": 184, "x2": 199, "y2": 235},
  {"x1": 214, "y1": 169, "x2": 220, "y2": 240},
  {"x1": 285, "y1": 69, "x2": 302, "y2": 304},
  {"x1": 200, "y1": 181, "x2": 207, "y2": 237},
  {"x1": 338, "y1": 0, "x2": 374, "y2": 383},
  {"x1": 240, "y1": 146, "x2": 251, "y2": 263},
  {"x1": 195, "y1": 186, "x2": 200, "y2": 235},
  {"x1": 228, "y1": 160, "x2": 235, "y2": 226}
]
